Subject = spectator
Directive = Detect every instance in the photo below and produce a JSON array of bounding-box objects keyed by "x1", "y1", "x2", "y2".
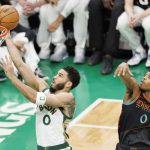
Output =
[
  {"x1": 48, "y1": 0, "x2": 90, "y2": 63},
  {"x1": 117, "y1": 0, "x2": 150, "y2": 67},
  {"x1": 36, "y1": 0, "x2": 67, "y2": 61},
  {"x1": 0, "y1": 1, "x2": 42, "y2": 81},
  {"x1": 0, "y1": 24, "x2": 48, "y2": 81},
  {"x1": 13, "y1": 24, "x2": 49, "y2": 80},
  {"x1": 14, "y1": 0, "x2": 43, "y2": 28},
  {"x1": 88, "y1": 0, "x2": 124, "y2": 74}
]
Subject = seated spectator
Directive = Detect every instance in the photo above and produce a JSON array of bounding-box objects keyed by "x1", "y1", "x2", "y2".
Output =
[
  {"x1": 0, "y1": 0, "x2": 47, "y2": 80},
  {"x1": 48, "y1": 0, "x2": 90, "y2": 64},
  {"x1": 14, "y1": 0, "x2": 44, "y2": 28},
  {"x1": 117, "y1": 0, "x2": 150, "y2": 67},
  {"x1": 13, "y1": 24, "x2": 49, "y2": 80},
  {"x1": 88, "y1": 0, "x2": 124, "y2": 74},
  {"x1": 0, "y1": 24, "x2": 48, "y2": 81},
  {"x1": 36, "y1": 0, "x2": 67, "y2": 61}
]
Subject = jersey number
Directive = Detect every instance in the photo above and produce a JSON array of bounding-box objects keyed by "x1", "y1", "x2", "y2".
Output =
[
  {"x1": 139, "y1": 0, "x2": 149, "y2": 5},
  {"x1": 140, "y1": 114, "x2": 148, "y2": 124},
  {"x1": 43, "y1": 115, "x2": 51, "y2": 125}
]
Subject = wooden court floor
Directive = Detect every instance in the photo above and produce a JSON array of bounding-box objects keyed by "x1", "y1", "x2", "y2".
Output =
[{"x1": 68, "y1": 99, "x2": 122, "y2": 150}]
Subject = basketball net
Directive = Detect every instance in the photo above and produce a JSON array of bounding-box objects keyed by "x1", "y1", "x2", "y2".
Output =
[{"x1": 0, "y1": 25, "x2": 8, "y2": 46}]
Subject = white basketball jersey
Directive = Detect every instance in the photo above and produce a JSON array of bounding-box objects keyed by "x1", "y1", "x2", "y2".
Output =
[{"x1": 36, "y1": 89, "x2": 70, "y2": 147}]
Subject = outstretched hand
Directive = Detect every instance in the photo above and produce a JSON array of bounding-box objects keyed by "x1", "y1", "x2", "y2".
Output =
[
  {"x1": 0, "y1": 56, "x2": 15, "y2": 79},
  {"x1": 114, "y1": 62, "x2": 133, "y2": 77}
]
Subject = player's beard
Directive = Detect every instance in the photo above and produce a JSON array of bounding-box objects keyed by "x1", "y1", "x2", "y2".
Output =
[{"x1": 50, "y1": 82, "x2": 66, "y2": 93}]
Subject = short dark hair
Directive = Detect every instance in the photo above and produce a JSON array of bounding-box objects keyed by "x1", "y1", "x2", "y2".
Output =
[
  {"x1": 63, "y1": 66, "x2": 80, "y2": 89},
  {"x1": 0, "y1": 0, "x2": 11, "y2": 5}
]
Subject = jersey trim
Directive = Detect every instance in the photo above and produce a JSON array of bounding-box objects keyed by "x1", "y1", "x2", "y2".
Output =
[
  {"x1": 59, "y1": 107, "x2": 73, "y2": 120},
  {"x1": 123, "y1": 99, "x2": 136, "y2": 106},
  {"x1": 123, "y1": 94, "x2": 140, "y2": 106},
  {"x1": 37, "y1": 142, "x2": 70, "y2": 150},
  {"x1": 42, "y1": 88, "x2": 50, "y2": 93}
]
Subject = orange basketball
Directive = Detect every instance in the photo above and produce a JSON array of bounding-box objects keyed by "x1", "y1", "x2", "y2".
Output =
[{"x1": 0, "y1": 5, "x2": 19, "y2": 30}]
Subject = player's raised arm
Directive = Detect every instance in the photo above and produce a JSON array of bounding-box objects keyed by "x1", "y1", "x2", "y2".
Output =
[
  {"x1": 114, "y1": 62, "x2": 140, "y2": 102},
  {"x1": 5, "y1": 37, "x2": 48, "y2": 91},
  {"x1": 0, "y1": 57, "x2": 74, "y2": 106}
]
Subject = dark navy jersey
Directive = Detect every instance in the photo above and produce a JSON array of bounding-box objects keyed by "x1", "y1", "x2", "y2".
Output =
[
  {"x1": 118, "y1": 93, "x2": 150, "y2": 146},
  {"x1": 134, "y1": 0, "x2": 150, "y2": 9}
]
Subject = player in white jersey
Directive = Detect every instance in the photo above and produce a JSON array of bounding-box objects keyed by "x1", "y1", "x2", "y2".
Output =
[{"x1": 0, "y1": 36, "x2": 80, "y2": 150}]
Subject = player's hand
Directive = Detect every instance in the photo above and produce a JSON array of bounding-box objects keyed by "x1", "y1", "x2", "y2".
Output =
[
  {"x1": 130, "y1": 14, "x2": 141, "y2": 27},
  {"x1": 102, "y1": 0, "x2": 113, "y2": 10},
  {"x1": 0, "y1": 56, "x2": 15, "y2": 79},
  {"x1": 128, "y1": 14, "x2": 135, "y2": 28},
  {"x1": 114, "y1": 62, "x2": 133, "y2": 77}
]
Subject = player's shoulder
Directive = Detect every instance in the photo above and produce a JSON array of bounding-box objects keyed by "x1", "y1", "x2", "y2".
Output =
[
  {"x1": 59, "y1": 92, "x2": 74, "y2": 99},
  {"x1": 57, "y1": 92, "x2": 75, "y2": 103}
]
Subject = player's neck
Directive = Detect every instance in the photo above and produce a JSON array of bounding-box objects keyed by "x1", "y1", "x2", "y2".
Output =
[
  {"x1": 54, "y1": 88, "x2": 70, "y2": 94},
  {"x1": 143, "y1": 91, "x2": 150, "y2": 103}
]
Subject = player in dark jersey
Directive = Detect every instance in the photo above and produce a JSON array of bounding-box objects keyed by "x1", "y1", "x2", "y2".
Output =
[{"x1": 114, "y1": 62, "x2": 150, "y2": 150}]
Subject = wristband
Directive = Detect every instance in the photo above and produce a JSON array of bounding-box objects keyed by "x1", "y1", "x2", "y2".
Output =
[{"x1": 36, "y1": 92, "x2": 46, "y2": 106}]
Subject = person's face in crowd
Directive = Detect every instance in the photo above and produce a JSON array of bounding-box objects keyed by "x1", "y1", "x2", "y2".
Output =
[{"x1": 140, "y1": 72, "x2": 150, "y2": 91}]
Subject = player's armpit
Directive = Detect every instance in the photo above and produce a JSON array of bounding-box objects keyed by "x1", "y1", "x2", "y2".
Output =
[{"x1": 123, "y1": 78, "x2": 140, "y2": 103}]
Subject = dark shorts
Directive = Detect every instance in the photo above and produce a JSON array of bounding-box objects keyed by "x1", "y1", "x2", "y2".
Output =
[
  {"x1": 37, "y1": 142, "x2": 72, "y2": 150},
  {"x1": 116, "y1": 143, "x2": 150, "y2": 150}
]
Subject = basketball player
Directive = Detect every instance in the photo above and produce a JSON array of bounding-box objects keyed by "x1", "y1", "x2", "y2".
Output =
[
  {"x1": 114, "y1": 62, "x2": 150, "y2": 150},
  {"x1": 0, "y1": 36, "x2": 80, "y2": 150},
  {"x1": 117, "y1": 0, "x2": 150, "y2": 67}
]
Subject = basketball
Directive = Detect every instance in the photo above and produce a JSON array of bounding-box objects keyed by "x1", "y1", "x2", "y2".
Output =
[{"x1": 0, "y1": 5, "x2": 19, "y2": 30}]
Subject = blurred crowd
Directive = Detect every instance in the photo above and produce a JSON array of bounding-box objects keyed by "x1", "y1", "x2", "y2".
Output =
[{"x1": 0, "y1": 0, "x2": 150, "y2": 82}]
